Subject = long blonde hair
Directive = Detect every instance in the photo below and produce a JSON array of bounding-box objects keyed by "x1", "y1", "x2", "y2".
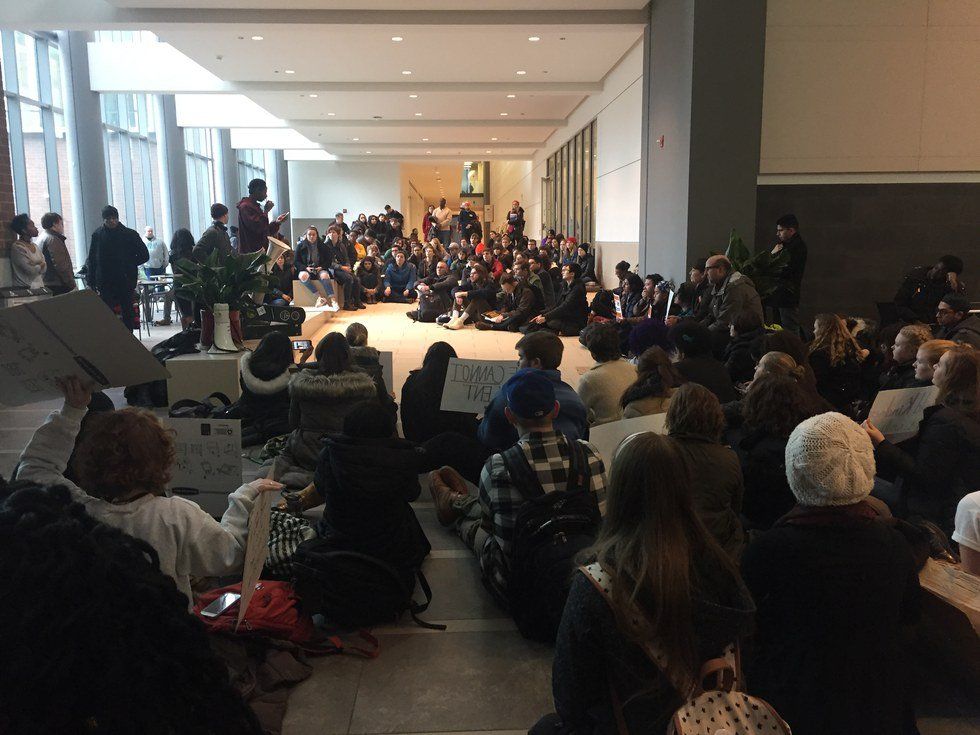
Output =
[
  {"x1": 588, "y1": 433, "x2": 742, "y2": 693},
  {"x1": 755, "y1": 351, "x2": 806, "y2": 382},
  {"x1": 809, "y1": 313, "x2": 865, "y2": 367}
]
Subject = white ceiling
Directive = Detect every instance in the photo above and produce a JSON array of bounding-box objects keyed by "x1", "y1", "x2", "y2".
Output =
[{"x1": 108, "y1": 0, "x2": 648, "y2": 9}]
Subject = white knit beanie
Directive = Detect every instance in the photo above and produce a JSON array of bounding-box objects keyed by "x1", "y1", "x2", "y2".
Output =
[{"x1": 784, "y1": 412, "x2": 875, "y2": 507}]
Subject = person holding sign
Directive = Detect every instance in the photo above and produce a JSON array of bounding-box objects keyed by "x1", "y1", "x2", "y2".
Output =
[
  {"x1": 15, "y1": 376, "x2": 283, "y2": 610},
  {"x1": 864, "y1": 345, "x2": 980, "y2": 535}
]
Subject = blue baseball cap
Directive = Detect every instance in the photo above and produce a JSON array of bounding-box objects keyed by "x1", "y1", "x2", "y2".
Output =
[{"x1": 503, "y1": 368, "x2": 556, "y2": 420}]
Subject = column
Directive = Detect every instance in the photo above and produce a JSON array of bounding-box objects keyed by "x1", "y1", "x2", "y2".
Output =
[
  {"x1": 266, "y1": 150, "x2": 290, "y2": 240},
  {"x1": 215, "y1": 128, "x2": 239, "y2": 209},
  {"x1": 638, "y1": 0, "x2": 767, "y2": 284},
  {"x1": 57, "y1": 31, "x2": 109, "y2": 261},
  {"x1": 153, "y1": 94, "x2": 190, "y2": 244}
]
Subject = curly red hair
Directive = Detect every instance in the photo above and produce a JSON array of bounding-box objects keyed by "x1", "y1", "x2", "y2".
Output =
[{"x1": 75, "y1": 408, "x2": 176, "y2": 500}]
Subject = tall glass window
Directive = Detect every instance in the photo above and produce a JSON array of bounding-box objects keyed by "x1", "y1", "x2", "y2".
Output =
[
  {"x1": 184, "y1": 128, "x2": 220, "y2": 235},
  {"x1": 1, "y1": 31, "x2": 75, "y2": 249},
  {"x1": 544, "y1": 119, "x2": 596, "y2": 243},
  {"x1": 237, "y1": 148, "x2": 267, "y2": 198},
  {"x1": 100, "y1": 92, "x2": 163, "y2": 234}
]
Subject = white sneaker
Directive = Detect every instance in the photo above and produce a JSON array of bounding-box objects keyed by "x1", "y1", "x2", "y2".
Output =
[
  {"x1": 314, "y1": 296, "x2": 328, "y2": 307},
  {"x1": 444, "y1": 315, "x2": 467, "y2": 330}
]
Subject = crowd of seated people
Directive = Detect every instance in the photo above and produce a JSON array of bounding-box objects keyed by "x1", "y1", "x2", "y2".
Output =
[{"x1": 5, "y1": 194, "x2": 980, "y2": 735}]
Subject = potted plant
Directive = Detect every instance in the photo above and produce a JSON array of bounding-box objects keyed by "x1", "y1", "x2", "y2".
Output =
[
  {"x1": 174, "y1": 250, "x2": 275, "y2": 352},
  {"x1": 723, "y1": 228, "x2": 790, "y2": 303}
]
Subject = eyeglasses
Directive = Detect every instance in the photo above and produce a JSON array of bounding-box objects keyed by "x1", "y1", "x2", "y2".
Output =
[
  {"x1": 705, "y1": 264, "x2": 724, "y2": 271},
  {"x1": 935, "y1": 308, "x2": 953, "y2": 316}
]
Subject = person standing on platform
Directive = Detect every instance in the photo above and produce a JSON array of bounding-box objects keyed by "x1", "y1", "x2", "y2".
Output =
[
  {"x1": 85, "y1": 206, "x2": 148, "y2": 331},
  {"x1": 236, "y1": 178, "x2": 288, "y2": 254},
  {"x1": 39, "y1": 212, "x2": 76, "y2": 295},
  {"x1": 143, "y1": 226, "x2": 168, "y2": 279},
  {"x1": 765, "y1": 214, "x2": 808, "y2": 337},
  {"x1": 193, "y1": 204, "x2": 233, "y2": 261},
  {"x1": 433, "y1": 197, "x2": 453, "y2": 248}
]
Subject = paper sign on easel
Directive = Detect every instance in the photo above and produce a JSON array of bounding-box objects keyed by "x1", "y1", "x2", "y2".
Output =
[
  {"x1": 0, "y1": 289, "x2": 169, "y2": 407},
  {"x1": 440, "y1": 357, "x2": 520, "y2": 413},
  {"x1": 868, "y1": 385, "x2": 938, "y2": 443},
  {"x1": 588, "y1": 413, "x2": 668, "y2": 468}
]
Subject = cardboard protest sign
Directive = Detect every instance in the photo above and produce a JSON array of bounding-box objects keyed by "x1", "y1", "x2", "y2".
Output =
[
  {"x1": 440, "y1": 357, "x2": 519, "y2": 413},
  {"x1": 165, "y1": 418, "x2": 244, "y2": 517},
  {"x1": 0, "y1": 289, "x2": 169, "y2": 407},
  {"x1": 919, "y1": 559, "x2": 980, "y2": 635},
  {"x1": 613, "y1": 293, "x2": 623, "y2": 318},
  {"x1": 868, "y1": 385, "x2": 938, "y2": 443},
  {"x1": 588, "y1": 413, "x2": 668, "y2": 468},
  {"x1": 664, "y1": 290, "x2": 675, "y2": 322},
  {"x1": 237, "y1": 472, "x2": 274, "y2": 631}
]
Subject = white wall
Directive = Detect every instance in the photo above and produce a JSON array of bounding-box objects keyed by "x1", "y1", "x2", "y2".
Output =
[
  {"x1": 761, "y1": 0, "x2": 980, "y2": 174},
  {"x1": 287, "y1": 160, "x2": 401, "y2": 224},
  {"x1": 487, "y1": 42, "x2": 643, "y2": 286}
]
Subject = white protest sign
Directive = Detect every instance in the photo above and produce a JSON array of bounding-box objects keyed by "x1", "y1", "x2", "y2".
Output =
[
  {"x1": 237, "y1": 478, "x2": 274, "y2": 631},
  {"x1": 0, "y1": 290, "x2": 169, "y2": 406},
  {"x1": 868, "y1": 385, "x2": 938, "y2": 443},
  {"x1": 613, "y1": 293, "x2": 623, "y2": 318},
  {"x1": 440, "y1": 357, "x2": 519, "y2": 413},
  {"x1": 165, "y1": 417, "x2": 244, "y2": 517},
  {"x1": 379, "y1": 350, "x2": 394, "y2": 392},
  {"x1": 664, "y1": 290, "x2": 675, "y2": 322},
  {"x1": 588, "y1": 413, "x2": 668, "y2": 468}
]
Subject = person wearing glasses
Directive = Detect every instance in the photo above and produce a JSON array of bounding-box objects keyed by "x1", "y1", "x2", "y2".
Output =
[
  {"x1": 700, "y1": 255, "x2": 764, "y2": 343},
  {"x1": 935, "y1": 293, "x2": 980, "y2": 349}
]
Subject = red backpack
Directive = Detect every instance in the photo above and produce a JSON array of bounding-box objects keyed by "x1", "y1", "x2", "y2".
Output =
[{"x1": 194, "y1": 580, "x2": 378, "y2": 657}]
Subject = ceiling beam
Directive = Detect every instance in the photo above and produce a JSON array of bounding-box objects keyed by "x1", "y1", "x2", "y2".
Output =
[
  {"x1": 323, "y1": 142, "x2": 539, "y2": 151},
  {"x1": 335, "y1": 154, "x2": 534, "y2": 162},
  {"x1": 235, "y1": 81, "x2": 601, "y2": 94},
  {"x1": 292, "y1": 119, "x2": 562, "y2": 128}
]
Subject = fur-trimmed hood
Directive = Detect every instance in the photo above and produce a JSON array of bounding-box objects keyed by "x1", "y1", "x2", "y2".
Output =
[
  {"x1": 289, "y1": 367, "x2": 376, "y2": 402},
  {"x1": 240, "y1": 351, "x2": 292, "y2": 395}
]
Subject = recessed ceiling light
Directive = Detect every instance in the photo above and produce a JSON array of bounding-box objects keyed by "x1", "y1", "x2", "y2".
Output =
[
  {"x1": 409, "y1": 94, "x2": 418, "y2": 99},
  {"x1": 365, "y1": 151, "x2": 372, "y2": 154},
  {"x1": 422, "y1": 137, "x2": 429, "y2": 141},
  {"x1": 500, "y1": 112, "x2": 509, "y2": 116},
  {"x1": 506, "y1": 94, "x2": 516, "y2": 99},
  {"x1": 437, "y1": 178, "x2": 441, "y2": 182},
  {"x1": 391, "y1": 36, "x2": 403, "y2": 42},
  {"x1": 284, "y1": 69, "x2": 295, "y2": 74},
  {"x1": 251, "y1": 35, "x2": 263, "y2": 41},
  {"x1": 486, "y1": 150, "x2": 492, "y2": 153},
  {"x1": 414, "y1": 112, "x2": 423, "y2": 117},
  {"x1": 401, "y1": 70, "x2": 412, "y2": 75},
  {"x1": 516, "y1": 70, "x2": 527, "y2": 75},
  {"x1": 426, "y1": 150, "x2": 431, "y2": 154},
  {"x1": 491, "y1": 137, "x2": 498, "y2": 141},
  {"x1": 309, "y1": 93, "x2": 318, "y2": 98},
  {"x1": 528, "y1": 36, "x2": 540, "y2": 42},
  {"x1": 352, "y1": 137, "x2": 359, "y2": 141},
  {"x1": 327, "y1": 112, "x2": 336, "y2": 116}
]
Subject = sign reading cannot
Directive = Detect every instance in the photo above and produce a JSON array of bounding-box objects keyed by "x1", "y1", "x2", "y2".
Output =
[{"x1": 440, "y1": 358, "x2": 519, "y2": 413}]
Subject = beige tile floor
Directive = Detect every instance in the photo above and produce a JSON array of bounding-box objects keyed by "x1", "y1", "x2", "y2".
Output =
[{"x1": 0, "y1": 303, "x2": 977, "y2": 734}]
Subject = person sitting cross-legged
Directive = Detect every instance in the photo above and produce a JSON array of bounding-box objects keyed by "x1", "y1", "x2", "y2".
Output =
[
  {"x1": 474, "y1": 273, "x2": 537, "y2": 332},
  {"x1": 429, "y1": 369, "x2": 606, "y2": 602}
]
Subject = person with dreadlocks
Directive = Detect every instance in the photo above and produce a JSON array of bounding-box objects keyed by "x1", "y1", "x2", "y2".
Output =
[
  {"x1": 0, "y1": 479, "x2": 263, "y2": 734},
  {"x1": 15, "y1": 375, "x2": 283, "y2": 609}
]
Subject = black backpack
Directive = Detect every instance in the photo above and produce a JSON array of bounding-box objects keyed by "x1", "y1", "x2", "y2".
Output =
[
  {"x1": 493, "y1": 440, "x2": 601, "y2": 643},
  {"x1": 124, "y1": 329, "x2": 202, "y2": 407},
  {"x1": 417, "y1": 291, "x2": 445, "y2": 323},
  {"x1": 290, "y1": 508, "x2": 445, "y2": 630}
]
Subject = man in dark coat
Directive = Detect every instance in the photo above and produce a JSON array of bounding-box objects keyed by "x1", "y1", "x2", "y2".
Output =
[
  {"x1": 475, "y1": 274, "x2": 537, "y2": 332},
  {"x1": 525, "y1": 262, "x2": 589, "y2": 337},
  {"x1": 893, "y1": 254, "x2": 965, "y2": 324},
  {"x1": 85, "y1": 205, "x2": 149, "y2": 331},
  {"x1": 236, "y1": 178, "x2": 288, "y2": 253},
  {"x1": 765, "y1": 213, "x2": 808, "y2": 337},
  {"x1": 193, "y1": 203, "x2": 233, "y2": 261},
  {"x1": 935, "y1": 292, "x2": 980, "y2": 349},
  {"x1": 323, "y1": 225, "x2": 363, "y2": 311}
]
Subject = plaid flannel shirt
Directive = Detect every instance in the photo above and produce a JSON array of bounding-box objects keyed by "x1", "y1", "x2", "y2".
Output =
[{"x1": 478, "y1": 429, "x2": 606, "y2": 559}]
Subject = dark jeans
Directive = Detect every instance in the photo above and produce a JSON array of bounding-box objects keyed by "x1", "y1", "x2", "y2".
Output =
[
  {"x1": 415, "y1": 431, "x2": 491, "y2": 486},
  {"x1": 332, "y1": 268, "x2": 361, "y2": 307},
  {"x1": 101, "y1": 287, "x2": 138, "y2": 331},
  {"x1": 521, "y1": 318, "x2": 583, "y2": 337}
]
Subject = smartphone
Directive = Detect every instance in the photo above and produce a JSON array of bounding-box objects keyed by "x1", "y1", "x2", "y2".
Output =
[
  {"x1": 292, "y1": 339, "x2": 312, "y2": 351},
  {"x1": 200, "y1": 592, "x2": 241, "y2": 618}
]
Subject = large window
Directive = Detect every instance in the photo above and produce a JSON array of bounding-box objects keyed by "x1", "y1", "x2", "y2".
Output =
[
  {"x1": 543, "y1": 119, "x2": 596, "y2": 244},
  {"x1": 1, "y1": 31, "x2": 74, "y2": 247},
  {"x1": 185, "y1": 128, "x2": 221, "y2": 235},
  {"x1": 237, "y1": 148, "x2": 267, "y2": 198},
  {"x1": 100, "y1": 92, "x2": 163, "y2": 234}
]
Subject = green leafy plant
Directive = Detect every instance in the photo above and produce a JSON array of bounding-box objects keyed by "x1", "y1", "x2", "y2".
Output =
[
  {"x1": 174, "y1": 249, "x2": 275, "y2": 312},
  {"x1": 723, "y1": 228, "x2": 790, "y2": 302}
]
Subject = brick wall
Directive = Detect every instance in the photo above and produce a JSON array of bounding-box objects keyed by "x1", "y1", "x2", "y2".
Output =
[{"x1": 0, "y1": 57, "x2": 15, "y2": 261}]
